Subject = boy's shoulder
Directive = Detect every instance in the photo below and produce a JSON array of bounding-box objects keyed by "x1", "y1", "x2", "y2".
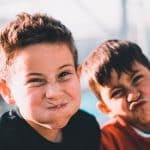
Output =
[
  {"x1": 102, "y1": 117, "x2": 127, "y2": 131},
  {"x1": 65, "y1": 109, "x2": 100, "y2": 139},
  {"x1": 101, "y1": 117, "x2": 136, "y2": 139},
  {"x1": 0, "y1": 110, "x2": 21, "y2": 138},
  {"x1": 64, "y1": 109, "x2": 100, "y2": 150},
  {"x1": 69, "y1": 109, "x2": 99, "y2": 127},
  {"x1": 0, "y1": 111, "x2": 23, "y2": 149},
  {"x1": 0, "y1": 110, "x2": 18, "y2": 127},
  {"x1": 101, "y1": 118, "x2": 150, "y2": 150}
]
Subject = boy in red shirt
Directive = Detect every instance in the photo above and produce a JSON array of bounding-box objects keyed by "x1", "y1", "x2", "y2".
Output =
[{"x1": 82, "y1": 40, "x2": 150, "y2": 150}]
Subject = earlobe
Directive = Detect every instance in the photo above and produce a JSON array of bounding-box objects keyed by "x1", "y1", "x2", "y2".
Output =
[
  {"x1": 0, "y1": 79, "x2": 15, "y2": 104},
  {"x1": 96, "y1": 101, "x2": 111, "y2": 114}
]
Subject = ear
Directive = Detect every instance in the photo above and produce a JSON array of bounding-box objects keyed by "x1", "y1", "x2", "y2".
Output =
[
  {"x1": 77, "y1": 64, "x2": 82, "y2": 79},
  {"x1": 0, "y1": 79, "x2": 15, "y2": 104},
  {"x1": 96, "y1": 101, "x2": 111, "y2": 114}
]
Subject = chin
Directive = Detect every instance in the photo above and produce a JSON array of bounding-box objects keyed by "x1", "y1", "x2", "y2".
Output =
[
  {"x1": 139, "y1": 118, "x2": 150, "y2": 125},
  {"x1": 51, "y1": 117, "x2": 71, "y2": 129},
  {"x1": 50, "y1": 121, "x2": 69, "y2": 130}
]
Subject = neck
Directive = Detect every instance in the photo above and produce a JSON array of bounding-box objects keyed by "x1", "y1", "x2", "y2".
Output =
[{"x1": 41, "y1": 128, "x2": 62, "y2": 143}]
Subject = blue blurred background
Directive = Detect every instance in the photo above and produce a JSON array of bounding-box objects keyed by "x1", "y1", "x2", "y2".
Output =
[{"x1": 0, "y1": 0, "x2": 150, "y2": 126}]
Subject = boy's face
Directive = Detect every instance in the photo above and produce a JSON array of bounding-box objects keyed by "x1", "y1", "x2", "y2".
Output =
[
  {"x1": 4, "y1": 43, "x2": 81, "y2": 129},
  {"x1": 97, "y1": 62, "x2": 150, "y2": 128}
]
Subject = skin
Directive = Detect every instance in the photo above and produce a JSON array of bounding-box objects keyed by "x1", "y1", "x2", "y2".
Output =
[
  {"x1": 1, "y1": 43, "x2": 81, "y2": 142},
  {"x1": 97, "y1": 61, "x2": 150, "y2": 132}
]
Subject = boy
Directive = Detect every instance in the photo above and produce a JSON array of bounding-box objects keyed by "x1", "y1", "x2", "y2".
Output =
[
  {"x1": 0, "y1": 12, "x2": 100, "y2": 150},
  {"x1": 82, "y1": 40, "x2": 150, "y2": 150}
]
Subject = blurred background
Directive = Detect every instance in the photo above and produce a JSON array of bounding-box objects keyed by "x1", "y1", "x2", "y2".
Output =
[{"x1": 0, "y1": 0, "x2": 150, "y2": 126}]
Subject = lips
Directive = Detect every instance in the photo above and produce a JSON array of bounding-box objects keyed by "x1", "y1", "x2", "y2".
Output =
[
  {"x1": 129, "y1": 100, "x2": 146, "y2": 111},
  {"x1": 47, "y1": 103, "x2": 68, "y2": 111}
]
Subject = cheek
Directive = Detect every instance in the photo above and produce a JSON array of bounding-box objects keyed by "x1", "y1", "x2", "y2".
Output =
[
  {"x1": 110, "y1": 99, "x2": 127, "y2": 112},
  {"x1": 25, "y1": 89, "x2": 43, "y2": 105},
  {"x1": 141, "y1": 86, "x2": 150, "y2": 96},
  {"x1": 120, "y1": 100, "x2": 129, "y2": 111},
  {"x1": 139, "y1": 79, "x2": 150, "y2": 93},
  {"x1": 67, "y1": 78, "x2": 81, "y2": 101},
  {"x1": 15, "y1": 91, "x2": 41, "y2": 117},
  {"x1": 73, "y1": 80, "x2": 80, "y2": 96},
  {"x1": 11, "y1": 87, "x2": 26, "y2": 105},
  {"x1": 14, "y1": 88, "x2": 41, "y2": 108}
]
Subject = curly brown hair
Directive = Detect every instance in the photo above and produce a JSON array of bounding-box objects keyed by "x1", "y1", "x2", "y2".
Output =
[{"x1": 0, "y1": 12, "x2": 78, "y2": 80}]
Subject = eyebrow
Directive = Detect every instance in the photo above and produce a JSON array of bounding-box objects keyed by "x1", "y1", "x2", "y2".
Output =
[
  {"x1": 130, "y1": 70, "x2": 139, "y2": 78},
  {"x1": 58, "y1": 64, "x2": 74, "y2": 70},
  {"x1": 25, "y1": 64, "x2": 74, "y2": 77},
  {"x1": 25, "y1": 73, "x2": 43, "y2": 77}
]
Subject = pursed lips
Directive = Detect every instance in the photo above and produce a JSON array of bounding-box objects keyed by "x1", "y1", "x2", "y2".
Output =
[
  {"x1": 129, "y1": 99, "x2": 146, "y2": 111},
  {"x1": 46, "y1": 102, "x2": 68, "y2": 111}
]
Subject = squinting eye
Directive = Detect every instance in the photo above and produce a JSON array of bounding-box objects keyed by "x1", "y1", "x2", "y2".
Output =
[
  {"x1": 28, "y1": 78, "x2": 43, "y2": 83},
  {"x1": 111, "y1": 89, "x2": 124, "y2": 98},
  {"x1": 26, "y1": 78, "x2": 45, "y2": 87},
  {"x1": 59, "y1": 72, "x2": 69, "y2": 77},
  {"x1": 132, "y1": 75, "x2": 143, "y2": 85},
  {"x1": 58, "y1": 71, "x2": 72, "y2": 80}
]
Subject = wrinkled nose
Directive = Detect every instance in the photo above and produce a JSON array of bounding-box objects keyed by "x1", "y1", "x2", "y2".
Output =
[{"x1": 127, "y1": 88, "x2": 140, "y2": 102}]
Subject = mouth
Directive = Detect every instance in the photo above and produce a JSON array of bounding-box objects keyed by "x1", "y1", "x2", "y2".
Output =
[
  {"x1": 47, "y1": 103, "x2": 68, "y2": 111},
  {"x1": 129, "y1": 100, "x2": 146, "y2": 111}
]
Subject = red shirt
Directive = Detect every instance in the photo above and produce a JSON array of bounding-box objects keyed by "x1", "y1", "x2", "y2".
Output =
[{"x1": 101, "y1": 117, "x2": 150, "y2": 150}]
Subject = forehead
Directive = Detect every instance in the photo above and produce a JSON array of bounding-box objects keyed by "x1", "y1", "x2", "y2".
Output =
[
  {"x1": 10, "y1": 43, "x2": 74, "y2": 72},
  {"x1": 17, "y1": 42, "x2": 72, "y2": 58}
]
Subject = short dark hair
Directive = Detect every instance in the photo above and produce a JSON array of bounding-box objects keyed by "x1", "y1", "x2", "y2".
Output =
[
  {"x1": 82, "y1": 39, "x2": 150, "y2": 100},
  {"x1": 0, "y1": 12, "x2": 78, "y2": 79}
]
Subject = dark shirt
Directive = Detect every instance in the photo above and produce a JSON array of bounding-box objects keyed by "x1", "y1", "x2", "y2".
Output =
[{"x1": 0, "y1": 109, "x2": 100, "y2": 150}]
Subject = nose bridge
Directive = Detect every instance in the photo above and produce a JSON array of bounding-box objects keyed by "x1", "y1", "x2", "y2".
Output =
[
  {"x1": 127, "y1": 87, "x2": 140, "y2": 102},
  {"x1": 46, "y1": 81, "x2": 61, "y2": 99}
]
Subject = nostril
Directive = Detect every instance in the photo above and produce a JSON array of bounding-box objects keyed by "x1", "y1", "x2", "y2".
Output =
[{"x1": 127, "y1": 91, "x2": 140, "y2": 102}]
